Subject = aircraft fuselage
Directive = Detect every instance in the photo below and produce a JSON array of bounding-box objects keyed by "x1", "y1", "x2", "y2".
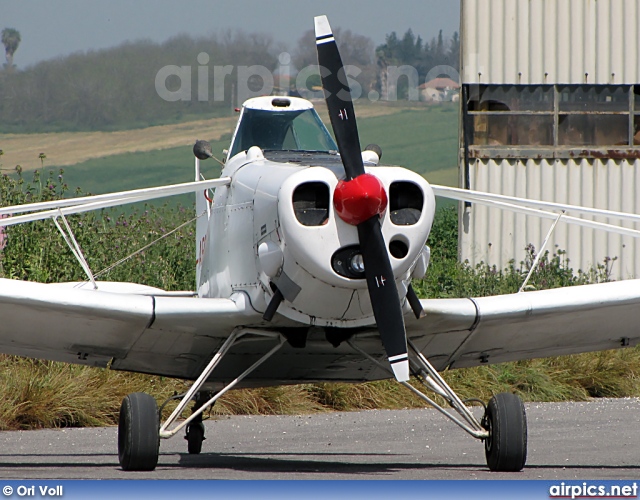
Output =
[{"x1": 196, "y1": 97, "x2": 436, "y2": 329}]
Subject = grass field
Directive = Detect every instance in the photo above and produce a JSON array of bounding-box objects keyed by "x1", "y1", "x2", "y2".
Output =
[
  {"x1": 0, "y1": 101, "x2": 415, "y2": 173},
  {"x1": 59, "y1": 139, "x2": 228, "y2": 196},
  {"x1": 0, "y1": 117, "x2": 237, "y2": 173},
  {"x1": 30, "y1": 102, "x2": 460, "y2": 196},
  {"x1": 358, "y1": 105, "x2": 459, "y2": 182}
]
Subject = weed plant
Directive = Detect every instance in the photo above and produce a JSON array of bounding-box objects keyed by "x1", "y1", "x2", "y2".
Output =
[
  {"x1": 0, "y1": 171, "x2": 637, "y2": 430},
  {"x1": 1, "y1": 168, "x2": 195, "y2": 289}
]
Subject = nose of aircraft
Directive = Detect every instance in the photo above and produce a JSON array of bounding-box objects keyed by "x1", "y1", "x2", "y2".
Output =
[{"x1": 333, "y1": 173, "x2": 388, "y2": 226}]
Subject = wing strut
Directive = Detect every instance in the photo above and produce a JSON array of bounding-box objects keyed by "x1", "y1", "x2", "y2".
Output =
[
  {"x1": 518, "y1": 210, "x2": 565, "y2": 293},
  {"x1": 52, "y1": 210, "x2": 98, "y2": 289}
]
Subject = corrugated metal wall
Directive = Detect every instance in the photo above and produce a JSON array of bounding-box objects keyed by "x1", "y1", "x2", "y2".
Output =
[
  {"x1": 462, "y1": 0, "x2": 640, "y2": 85},
  {"x1": 459, "y1": 0, "x2": 640, "y2": 280},
  {"x1": 461, "y1": 159, "x2": 640, "y2": 280}
]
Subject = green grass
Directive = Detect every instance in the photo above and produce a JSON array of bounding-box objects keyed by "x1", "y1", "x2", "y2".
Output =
[
  {"x1": 0, "y1": 109, "x2": 235, "y2": 135},
  {"x1": 358, "y1": 104, "x2": 459, "y2": 180},
  {"x1": 53, "y1": 105, "x2": 459, "y2": 197},
  {"x1": 58, "y1": 138, "x2": 228, "y2": 196},
  {"x1": 49, "y1": 137, "x2": 228, "y2": 210}
]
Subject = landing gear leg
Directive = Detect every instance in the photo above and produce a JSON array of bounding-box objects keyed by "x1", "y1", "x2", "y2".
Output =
[
  {"x1": 349, "y1": 339, "x2": 528, "y2": 472},
  {"x1": 118, "y1": 392, "x2": 160, "y2": 471},
  {"x1": 158, "y1": 329, "x2": 284, "y2": 441},
  {"x1": 185, "y1": 392, "x2": 212, "y2": 455},
  {"x1": 482, "y1": 393, "x2": 527, "y2": 472},
  {"x1": 115, "y1": 330, "x2": 284, "y2": 471}
]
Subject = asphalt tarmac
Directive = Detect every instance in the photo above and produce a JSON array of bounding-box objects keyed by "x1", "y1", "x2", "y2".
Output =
[{"x1": 0, "y1": 398, "x2": 637, "y2": 480}]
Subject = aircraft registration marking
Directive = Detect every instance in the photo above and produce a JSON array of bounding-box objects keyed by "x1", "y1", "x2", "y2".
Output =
[{"x1": 196, "y1": 234, "x2": 207, "y2": 266}]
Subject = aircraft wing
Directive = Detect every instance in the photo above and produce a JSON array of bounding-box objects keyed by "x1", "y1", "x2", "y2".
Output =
[
  {"x1": 0, "y1": 278, "x2": 258, "y2": 379},
  {"x1": 406, "y1": 279, "x2": 640, "y2": 371},
  {"x1": 3, "y1": 275, "x2": 640, "y2": 383}
]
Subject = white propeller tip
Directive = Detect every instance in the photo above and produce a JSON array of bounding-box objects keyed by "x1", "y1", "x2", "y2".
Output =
[
  {"x1": 390, "y1": 358, "x2": 410, "y2": 382},
  {"x1": 314, "y1": 15, "x2": 333, "y2": 41}
]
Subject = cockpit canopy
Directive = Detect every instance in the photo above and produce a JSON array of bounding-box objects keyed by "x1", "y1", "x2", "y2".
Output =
[{"x1": 228, "y1": 97, "x2": 338, "y2": 159}]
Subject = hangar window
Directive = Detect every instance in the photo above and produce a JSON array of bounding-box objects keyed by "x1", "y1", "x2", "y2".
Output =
[
  {"x1": 467, "y1": 85, "x2": 554, "y2": 146},
  {"x1": 557, "y1": 86, "x2": 629, "y2": 146},
  {"x1": 635, "y1": 86, "x2": 640, "y2": 145},
  {"x1": 465, "y1": 84, "x2": 639, "y2": 155},
  {"x1": 468, "y1": 85, "x2": 553, "y2": 112}
]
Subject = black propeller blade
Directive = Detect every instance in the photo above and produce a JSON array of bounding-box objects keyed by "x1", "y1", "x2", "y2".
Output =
[
  {"x1": 314, "y1": 16, "x2": 364, "y2": 181},
  {"x1": 357, "y1": 218, "x2": 409, "y2": 379},
  {"x1": 314, "y1": 15, "x2": 409, "y2": 382}
]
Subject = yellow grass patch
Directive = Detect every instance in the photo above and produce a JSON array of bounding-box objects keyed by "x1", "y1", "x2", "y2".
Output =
[
  {"x1": 0, "y1": 102, "x2": 408, "y2": 172},
  {"x1": 0, "y1": 117, "x2": 236, "y2": 172}
]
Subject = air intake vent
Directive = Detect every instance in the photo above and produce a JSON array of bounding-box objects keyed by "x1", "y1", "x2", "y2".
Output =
[
  {"x1": 293, "y1": 182, "x2": 330, "y2": 226},
  {"x1": 389, "y1": 182, "x2": 423, "y2": 225}
]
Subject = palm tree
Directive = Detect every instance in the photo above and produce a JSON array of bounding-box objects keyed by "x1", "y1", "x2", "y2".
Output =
[{"x1": 2, "y1": 28, "x2": 21, "y2": 71}]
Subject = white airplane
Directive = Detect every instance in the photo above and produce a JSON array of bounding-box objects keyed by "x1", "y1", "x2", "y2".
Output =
[{"x1": 1, "y1": 15, "x2": 639, "y2": 473}]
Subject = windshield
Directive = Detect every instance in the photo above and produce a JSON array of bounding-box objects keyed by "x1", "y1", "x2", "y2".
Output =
[{"x1": 229, "y1": 108, "x2": 338, "y2": 158}]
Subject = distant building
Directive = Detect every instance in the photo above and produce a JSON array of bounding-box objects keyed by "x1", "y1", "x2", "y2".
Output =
[
  {"x1": 459, "y1": 0, "x2": 640, "y2": 280},
  {"x1": 420, "y1": 77, "x2": 460, "y2": 102}
]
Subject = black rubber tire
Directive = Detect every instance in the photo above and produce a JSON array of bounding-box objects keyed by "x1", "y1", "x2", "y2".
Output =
[
  {"x1": 483, "y1": 393, "x2": 527, "y2": 472},
  {"x1": 186, "y1": 422, "x2": 205, "y2": 454},
  {"x1": 118, "y1": 392, "x2": 160, "y2": 471}
]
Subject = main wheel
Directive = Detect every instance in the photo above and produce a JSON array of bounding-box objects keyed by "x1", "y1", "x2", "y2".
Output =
[
  {"x1": 482, "y1": 393, "x2": 527, "y2": 472},
  {"x1": 118, "y1": 392, "x2": 160, "y2": 471},
  {"x1": 186, "y1": 422, "x2": 205, "y2": 454}
]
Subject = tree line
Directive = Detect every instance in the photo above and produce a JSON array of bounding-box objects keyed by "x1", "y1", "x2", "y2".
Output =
[
  {"x1": 0, "y1": 27, "x2": 459, "y2": 133},
  {"x1": 377, "y1": 28, "x2": 459, "y2": 79},
  {"x1": 0, "y1": 32, "x2": 279, "y2": 132}
]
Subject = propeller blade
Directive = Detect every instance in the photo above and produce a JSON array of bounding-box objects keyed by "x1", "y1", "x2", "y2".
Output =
[
  {"x1": 315, "y1": 15, "x2": 410, "y2": 382},
  {"x1": 314, "y1": 15, "x2": 364, "y2": 181},
  {"x1": 358, "y1": 217, "x2": 409, "y2": 381}
]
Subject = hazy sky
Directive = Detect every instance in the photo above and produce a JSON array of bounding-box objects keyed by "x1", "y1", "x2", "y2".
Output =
[{"x1": 2, "y1": 0, "x2": 460, "y2": 69}]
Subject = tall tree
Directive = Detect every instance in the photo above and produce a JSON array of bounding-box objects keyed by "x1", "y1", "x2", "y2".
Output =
[
  {"x1": 436, "y1": 29, "x2": 444, "y2": 59},
  {"x1": 294, "y1": 27, "x2": 374, "y2": 70},
  {"x1": 447, "y1": 31, "x2": 460, "y2": 70},
  {"x1": 293, "y1": 28, "x2": 375, "y2": 93},
  {"x1": 1, "y1": 28, "x2": 21, "y2": 71}
]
